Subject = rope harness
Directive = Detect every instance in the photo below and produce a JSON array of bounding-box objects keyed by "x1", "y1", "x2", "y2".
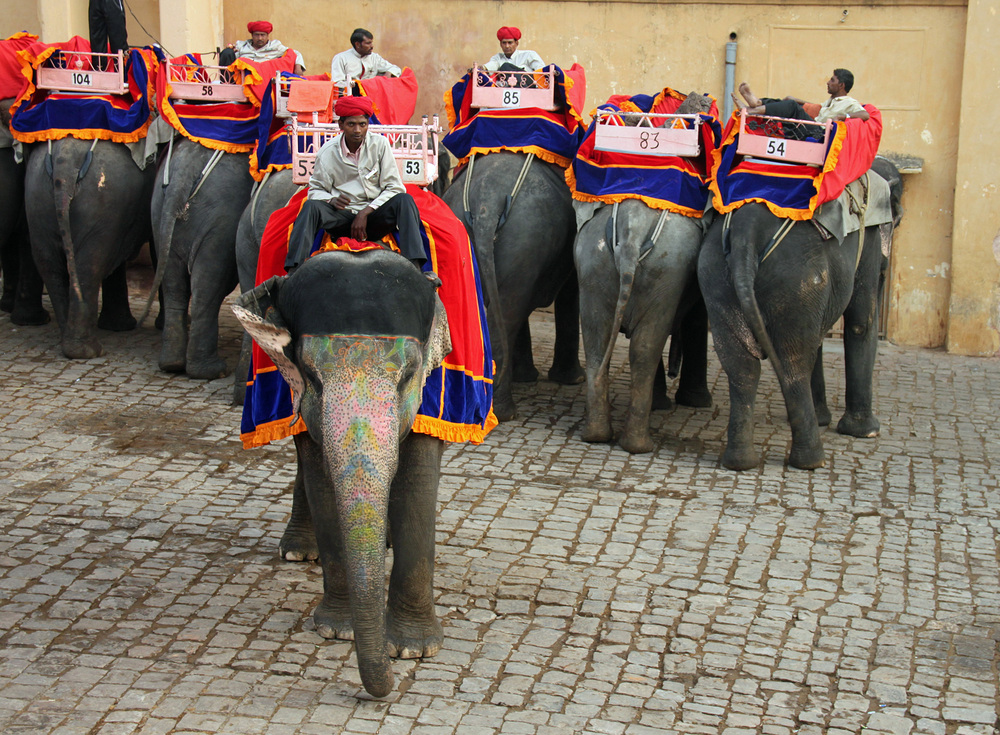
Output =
[
  {"x1": 461, "y1": 152, "x2": 535, "y2": 234},
  {"x1": 722, "y1": 171, "x2": 872, "y2": 270},
  {"x1": 608, "y1": 202, "x2": 671, "y2": 261}
]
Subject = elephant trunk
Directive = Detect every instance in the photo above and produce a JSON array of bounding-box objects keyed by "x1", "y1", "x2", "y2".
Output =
[
  {"x1": 726, "y1": 208, "x2": 786, "y2": 384},
  {"x1": 320, "y1": 382, "x2": 401, "y2": 698}
]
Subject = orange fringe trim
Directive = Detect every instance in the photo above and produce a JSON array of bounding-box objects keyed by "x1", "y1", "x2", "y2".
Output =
[
  {"x1": 157, "y1": 78, "x2": 256, "y2": 153},
  {"x1": 248, "y1": 147, "x2": 291, "y2": 181},
  {"x1": 241, "y1": 415, "x2": 307, "y2": 449},
  {"x1": 412, "y1": 410, "x2": 498, "y2": 445},
  {"x1": 457, "y1": 144, "x2": 571, "y2": 170}
]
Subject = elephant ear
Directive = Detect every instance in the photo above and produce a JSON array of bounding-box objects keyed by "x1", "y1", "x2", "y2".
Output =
[
  {"x1": 232, "y1": 277, "x2": 306, "y2": 423},
  {"x1": 422, "y1": 295, "x2": 452, "y2": 384}
]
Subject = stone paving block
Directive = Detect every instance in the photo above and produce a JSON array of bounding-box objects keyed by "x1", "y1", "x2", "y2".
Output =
[{"x1": 2, "y1": 288, "x2": 1000, "y2": 734}]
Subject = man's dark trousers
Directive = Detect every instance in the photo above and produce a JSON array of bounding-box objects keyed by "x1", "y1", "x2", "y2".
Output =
[
  {"x1": 285, "y1": 192, "x2": 425, "y2": 271},
  {"x1": 89, "y1": 0, "x2": 128, "y2": 60}
]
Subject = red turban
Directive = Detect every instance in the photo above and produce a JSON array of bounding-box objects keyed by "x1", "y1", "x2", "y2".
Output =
[
  {"x1": 247, "y1": 21, "x2": 273, "y2": 34},
  {"x1": 497, "y1": 26, "x2": 521, "y2": 41},
  {"x1": 334, "y1": 96, "x2": 375, "y2": 118}
]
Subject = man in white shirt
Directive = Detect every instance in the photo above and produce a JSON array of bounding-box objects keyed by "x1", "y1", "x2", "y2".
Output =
[
  {"x1": 735, "y1": 69, "x2": 870, "y2": 123},
  {"x1": 285, "y1": 96, "x2": 425, "y2": 272},
  {"x1": 483, "y1": 26, "x2": 544, "y2": 73},
  {"x1": 330, "y1": 28, "x2": 401, "y2": 89},
  {"x1": 222, "y1": 21, "x2": 306, "y2": 75}
]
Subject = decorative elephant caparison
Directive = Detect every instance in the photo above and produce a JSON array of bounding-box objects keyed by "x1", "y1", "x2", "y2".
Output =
[
  {"x1": 576, "y1": 199, "x2": 711, "y2": 453},
  {"x1": 233, "y1": 248, "x2": 451, "y2": 699},
  {"x1": 24, "y1": 137, "x2": 155, "y2": 358},
  {"x1": 697, "y1": 169, "x2": 895, "y2": 470},
  {"x1": 442, "y1": 151, "x2": 584, "y2": 421},
  {"x1": 143, "y1": 138, "x2": 254, "y2": 379}
]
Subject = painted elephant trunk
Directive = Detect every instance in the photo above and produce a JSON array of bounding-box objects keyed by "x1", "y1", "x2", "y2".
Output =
[{"x1": 318, "y1": 364, "x2": 403, "y2": 698}]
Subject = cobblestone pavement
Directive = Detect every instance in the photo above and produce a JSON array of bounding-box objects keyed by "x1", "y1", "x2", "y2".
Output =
[{"x1": 1, "y1": 269, "x2": 998, "y2": 735}]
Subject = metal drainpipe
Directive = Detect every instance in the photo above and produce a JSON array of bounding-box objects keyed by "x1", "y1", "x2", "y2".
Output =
[{"x1": 724, "y1": 33, "x2": 738, "y2": 120}]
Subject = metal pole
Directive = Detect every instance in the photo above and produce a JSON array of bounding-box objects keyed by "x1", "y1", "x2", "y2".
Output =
[{"x1": 724, "y1": 33, "x2": 738, "y2": 120}]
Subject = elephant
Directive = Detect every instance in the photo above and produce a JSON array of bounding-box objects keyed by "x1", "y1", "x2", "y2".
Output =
[
  {"x1": 577, "y1": 199, "x2": 711, "y2": 452},
  {"x1": 697, "y1": 170, "x2": 894, "y2": 470},
  {"x1": 24, "y1": 137, "x2": 155, "y2": 358},
  {"x1": 232, "y1": 248, "x2": 451, "y2": 698},
  {"x1": 144, "y1": 138, "x2": 254, "y2": 378},
  {"x1": 232, "y1": 168, "x2": 300, "y2": 405},
  {"x1": 0, "y1": 99, "x2": 48, "y2": 326},
  {"x1": 443, "y1": 151, "x2": 583, "y2": 421}
]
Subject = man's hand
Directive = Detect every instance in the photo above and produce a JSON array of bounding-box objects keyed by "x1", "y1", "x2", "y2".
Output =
[
  {"x1": 331, "y1": 194, "x2": 351, "y2": 210},
  {"x1": 351, "y1": 207, "x2": 374, "y2": 240}
]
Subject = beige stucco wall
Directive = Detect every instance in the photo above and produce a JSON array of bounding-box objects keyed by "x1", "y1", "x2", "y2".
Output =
[{"x1": 946, "y1": 0, "x2": 1000, "y2": 355}]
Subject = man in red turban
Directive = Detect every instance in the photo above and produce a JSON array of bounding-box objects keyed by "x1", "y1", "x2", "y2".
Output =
[
  {"x1": 484, "y1": 26, "x2": 544, "y2": 73},
  {"x1": 284, "y1": 96, "x2": 425, "y2": 272},
  {"x1": 222, "y1": 20, "x2": 305, "y2": 74}
]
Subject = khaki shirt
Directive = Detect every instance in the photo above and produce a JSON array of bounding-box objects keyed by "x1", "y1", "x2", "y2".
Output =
[
  {"x1": 307, "y1": 132, "x2": 404, "y2": 214},
  {"x1": 816, "y1": 95, "x2": 866, "y2": 123}
]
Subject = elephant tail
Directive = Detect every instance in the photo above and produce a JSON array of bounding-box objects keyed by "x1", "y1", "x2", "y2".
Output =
[
  {"x1": 725, "y1": 208, "x2": 787, "y2": 384},
  {"x1": 51, "y1": 146, "x2": 84, "y2": 305},
  {"x1": 470, "y1": 199, "x2": 508, "y2": 385},
  {"x1": 597, "y1": 202, "x2": 640, "y2": 381},
  {"x1": 137, "y1": 162, "x2": 189, "y2": 326}
]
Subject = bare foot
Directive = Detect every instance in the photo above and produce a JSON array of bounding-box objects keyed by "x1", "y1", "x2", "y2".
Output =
[
  {"x1": 738, "y1": 82, "x2": 762, "y2": 108},
  {"x1": 731, "y1": 92, "x2": 747, "y2": 112}
]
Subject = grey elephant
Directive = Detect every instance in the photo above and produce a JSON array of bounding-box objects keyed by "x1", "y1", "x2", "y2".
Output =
[
  {"x1": 144, "y1": 138, "x2": 254, "y2": 378},
  {"x1": 233, "y1": 249, "x2": 451, "y2": 698},
  {"x1": 443, "y1": 151, "x2": 583, "y2": 421},
  {"x1": 577, "y1": 199, "x2": 711, "y2": 452},
  {"x1": 24, "y1": 137, "x2": 155, "y2": 358},
  {"x1": 1, "y1": 99, "x2": 48, "y2": 326},
  {"x1": 697, "y1": 170, "x2": 895, "y2": 470},
  {"x1": 232, "y1": 169, "x2": 300, "y2": 405}
]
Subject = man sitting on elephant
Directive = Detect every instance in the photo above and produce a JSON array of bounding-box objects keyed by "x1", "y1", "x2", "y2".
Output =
[
  {"x1": 330, "y1": 28, "x2": 401, "y2": 88},
  {"x1": 284, "y1": 96, "x2": 426, "y2": 273},
  {"x1": 221, "y1": 20, "x2": 306, "y2": 75},
  {"x1": 734, "y1": 68, "x2": 870, "y2": 123},
  {"x1": 483, "y1": 26, "x2": 544, "y2": 73}
]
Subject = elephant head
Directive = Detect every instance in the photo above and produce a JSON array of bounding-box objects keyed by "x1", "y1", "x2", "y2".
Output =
[{"x1": 233, "y1": 249, "x2": 450, "y2": 696}]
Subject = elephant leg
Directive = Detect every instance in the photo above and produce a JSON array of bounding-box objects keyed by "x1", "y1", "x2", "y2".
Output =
[
  {"x1": 716, "y1": 338, "x2": 763, "y2": 471},
  {"x1": 772, "y1": 343, "x2": 826, "y2": 470},
  {"x1": 674, "y1": 295, "x2": 712, "y2": 408},
  {"x1": 837, "y1": 237, "x2": 881, "y2": 438},
  {"x1": 185, "y1": 266, "x2": 235, "y2": 380},
  {"x1": 5, "y1": 218, "x2": 50, "y2": 326},
  {"x1": 280, "y1": 436, "x2": 319, "y2": 561},
  {"x1": 510, "y1": 320, "x2": 539, "y2": 383},
  {"x1": 158, "y1": 259, "x2": 190, "y2": 373},
  {"x1": 652, "y1": 359, "x2": 672, "y2": 411},
  {"x1": 619, "y1": 328, "x2": 666, "y2": 454},
  {"x1": 296, "y1": 433, "x2": 353, "y2": 640},
  {"x1": 385, "y1": 432, "x2": 444, "y2": 659},
  {"x1": 579, "y1": 259, "x2": 617, "y2": 443},
  {"x1": 548, "y1": 273, "x2": 585, "y2": 385},
  {"x1": 97, "y1": 262, "x2": 137, "y2": 332},
  {"x1": 63, "y1": 275, "x2": 104, "y2": 359},
  {"x1": 812, "y1": 345, "x2": 832, "y2": 427},
  {"x1": 232, "y1": 332, "x2": 252, "y2": 407}
]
